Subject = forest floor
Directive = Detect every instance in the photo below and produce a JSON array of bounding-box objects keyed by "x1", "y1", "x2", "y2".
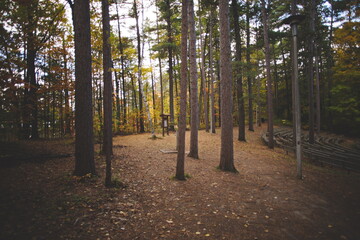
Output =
[{"x1": 0, "y1": 125, "x2": 360, "y2": 240}]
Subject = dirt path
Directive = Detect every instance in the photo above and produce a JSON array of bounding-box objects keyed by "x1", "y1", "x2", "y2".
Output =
[
  {"x1": 0, "y1": 126, "x2": 359, "y2": 240},
  {"x1": 112, "y1": 126, "x2": 360, "y2": 240}
]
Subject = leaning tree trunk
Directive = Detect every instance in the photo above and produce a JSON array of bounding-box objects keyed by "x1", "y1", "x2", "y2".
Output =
[
  {"x1": 218, "y1": 0, "x2": 236, "y2": 172},
  {"x1": 176, "y1": 0, "x2": 188, "y2": 180},
  {"x1": 261, "y1": 0, "x2": 274, "y2": 149}
]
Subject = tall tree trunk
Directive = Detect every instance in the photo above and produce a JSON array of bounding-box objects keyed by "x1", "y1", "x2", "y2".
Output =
[
  {"x1": 261, "y1": 0, "x2": 274, "y2": 149},
  {"x1": 199, "y1": 16, "x2": 208, "y2": 131},
  {"x1": 27, "y1": 47, "x2": 39, "y2": 139},
  {"x1": 25, "y1": 4, "x2": 39, "y2": 140},
  {"x1": 272, "y1": 48, "x2": 280, "y2": 117},
  {"x1": 114, "y1": 65, "x2": 121, "y2": 131},
  {"x1": 314, "y1": 44, "x2": 321, "y2": 133},
  {"x1": 134, "y1": 0, "x2": 145, "y2": 133},
  {"x1": 130, "y1": 73, "x2": 139, "y2": 132},
  {"x1": 232, "y1": 0, "x2": 245, "y2": 142},
  {"x1": 176, "y1": 0, "x2": 188, "y2": 181},
  {"x1": 219, "y1": 0, "x2": 236, "y2": 172},
  {"x1": 280, "y1": 39, "x2": 291, "y2": 121},
  {"x1": 73, "y1": 0, "x2": 95, "y2": 176},
  {"x1": 155, "y1": 4, "x2": 164, "y2": 115},
  {"x1": 62, "y1": 37, "x2": 71, "y2": 136},
  {"x1": 326, "y1": 0, "x2": 334, "y2": 130},
  {"x1": 246, "y1": 0, "x2": 254, "y2": 131},
  {"x1": 149, "y1": 42, "x2": 156, "y2": 125},
  {"x1": 209, "y1": 10, "x2": 216, "y2": 134},
  {"x1": 188, "y1": 0, "x2": 199, "y2": 159},
  {"x1": 165, "y1": 0, "x2": 175, "y2": 131},
  {"x1": 115, "y1": 2, "x2": 127, "y2": 125},
  {"x1": 307, "y1": 0, "x2": 315, "y2": 144},
  {"x1": 102, "y1": 0, "x2": 113, "y2": 186}
]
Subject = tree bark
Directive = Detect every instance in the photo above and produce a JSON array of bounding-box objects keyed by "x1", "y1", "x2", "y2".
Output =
[
  {"x1": 218, "y1": 0, "x2": 236, "y2": 172},
  {"x1": 165, "y1": 0, "x2": 175, "y2": 131},
  {"x1": 199, "y1": 16, "x2": 208, "y2": 132},
  {"x1": 246, "y1": 0, "x2": 254, "y2": 132},
  {"x1": 115, "y1": 2, "x2": 127, "y2": 125},
  {"x1": 209, "y1": 9, "x2": 216, "y2": 134},
  {"x1": 232, "y1": 0, "x2": 245, "y2": 142},
  {"x1": 188, "y1": 0, "x2": 199, "y2": 159},
  {"x1": 102, "y1": 0, "x2": 113, "y2": 186},
  {"x1": 307, "y1": 0, "x2": 315, "y2": 144},
  {"x1": 134, "y1": 0, "x2": 145, "y2": 133},
  {"x1": 176, "y1": 0, "x2": 188, "y2": 180},
  {"x1": 73, "y1": 0, "x2": 95, "y2": 176},
  {"x1": 261, "y1": 0, "x2": 274, "y2": 149}
]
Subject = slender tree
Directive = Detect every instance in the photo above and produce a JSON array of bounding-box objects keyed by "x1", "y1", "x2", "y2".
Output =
[
  {"x1": 102, "y1": 0, "x2": 113, "y2": 186},
  {"x1": 307, "y1": 0, "x2": 315, "y2": 144},
  {"x1": 232, "y1": 0, "x2": 245, "y2": 142},
  {"x1": 218, "y1": 0, "x2": 236, "y2": 172},
  {"x1": 115, "y1": 2, "x2": 127, "y2": 125},
  {"x1": 188, "y1": 0, "x2": 199, "y2": 159},
  {"x1": 199, "y1": 14, "x2": 209, "y2": 132},
  {"x1": 165, "y1": 0, "x2": 175, "y2": 131},
  {"x1": 246, "y1": 0, "x2": 254, "y2": 132},
  {"x1": 209, "y1": 9, "x2": 216, "y2": 134},
  {"x1": 133, "y1": 0, "x2": 145, "y2": 133},
  {"x1": 73, "y1": 0, "x2": 95, "y2": 176},
  {"x1": 261, "y1": 0, "x2": 274, "y2": 149},
  {"x1": 176, "y1": 0, "x2": 188, "y2": 180}
]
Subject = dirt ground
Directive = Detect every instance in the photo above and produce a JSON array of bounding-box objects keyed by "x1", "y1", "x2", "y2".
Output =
[{"x1": 0, "y1": 125, "x2": 359, "y2": 240}]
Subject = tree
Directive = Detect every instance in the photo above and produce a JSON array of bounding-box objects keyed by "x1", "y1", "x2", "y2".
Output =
[
  {"x1": 330, "y1": 20, "x2": 360, "y2": 136},
  {"x1": 176, "y1": 0, "x2": 188, "y2": 180},
  {"x1": 133, "y1": 0, "x2": 145, "y2": 133},
  {"x1": 231, "y1": 0, "x2": 245, "y2": 142},
  {"x1": 246, "y1": 0, "x2": 254, "y2": 132},
  {"x1": 261, "y1": 0, "x2": 274, "y2": 149},
  {"x1": 188, "y1": 0, "x2": 199, "y2": 159},
  {"x1": 218, "y1": 0, "x2": 236, "y2": 172},
  {"x1": 164, "y1": 0, "x2": 175, "y2": 131},
  {"x1": 102, "y1": 0, "x2": 113, "y2": 186},
  {"x1": 19, "y1": 0, "x2": 66, "y2": 139},
  {"x1": 209, "y1": 8, "x2": 216, "y2": 134},
  {"x1": 73, "y1": 0, "x2": 95, "y2": 176},
  {"x1": 306, "y1": 0, "x2": 316, "y2": 144}
]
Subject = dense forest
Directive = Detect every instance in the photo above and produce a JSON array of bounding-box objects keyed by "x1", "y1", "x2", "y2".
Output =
[{"x1": 0, "y1": 0, "x2": 359, "y2": 162}]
